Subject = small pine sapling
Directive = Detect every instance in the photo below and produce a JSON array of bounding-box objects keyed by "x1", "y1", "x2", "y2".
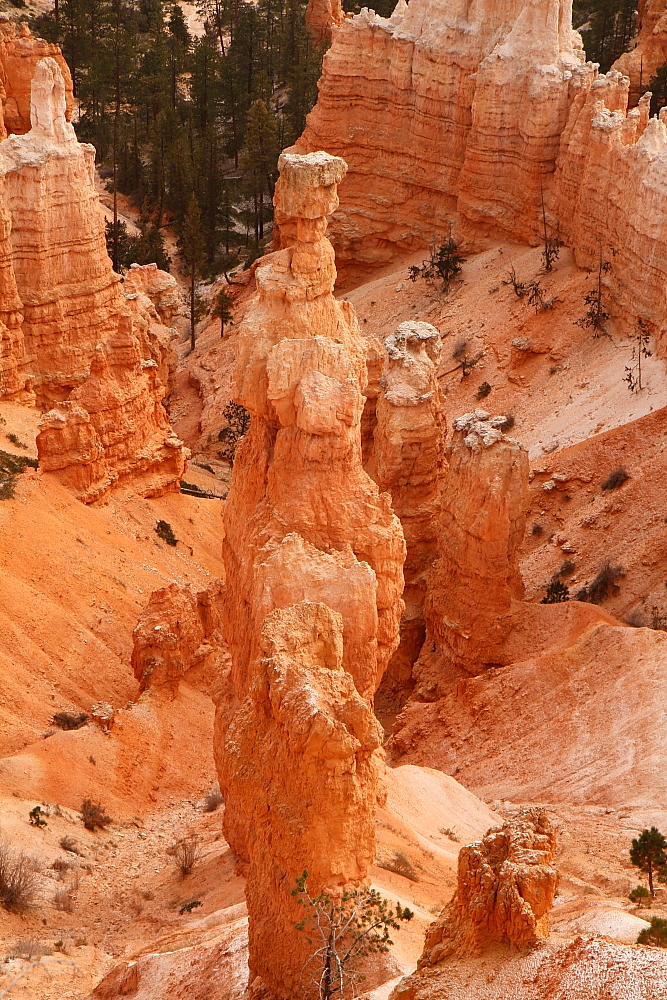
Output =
[
  {"x1": 212, "y1": 289, "x2": 234, "y2": 337},
  {"x1": 28, "y1": 806, "x2": 47, "y2": 828},
  {"x1": 629, "y1": 885, "x2": 651, "y2": 908},
  {"x1": 630, "y1": 827, "x2": 667, "y2": 897},
  {"x1": 218, "y1": 402, "x2": 251, "y2": 465},
  {"x1": 408, "y1": 232, "x2": 466, "y2": 293},
  {"x1": 576, "y1": 243, "x2": 612, "y2": 336},
  {"x1": 637, "y1": 916, "x2": 667, "y2": 947},
  {"x1": 624, "y1": 318, "x2": 652, "y2": 392},
  {"x1": 541, "y1": 581, "x2": 569, "y2": 604}
]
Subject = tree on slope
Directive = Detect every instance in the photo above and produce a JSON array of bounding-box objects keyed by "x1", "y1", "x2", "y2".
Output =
[
  {"x1": 630, "y1": 827, "x2": 667, "y2": 898},
  {"x1": 178, "y1": 194, "x2": 206, "y2": 353}
]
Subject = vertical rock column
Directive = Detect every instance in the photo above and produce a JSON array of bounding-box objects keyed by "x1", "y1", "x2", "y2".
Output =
[
  {"x1": 415, "y1": 411, "x2": 528, "y2": 691},
  {"x1": 220, "y1": 150, "x2": 405, "y2": 710},
  {"x1": 220, "y1": 601, "x2": 384, "y2": 1000},
  {"x1": 373, "y1": 321, "x2": 445, "y2": 713}
]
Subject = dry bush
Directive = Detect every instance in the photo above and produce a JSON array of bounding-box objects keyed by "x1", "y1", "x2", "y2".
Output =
[
  {"x1": 52, "y1": 888, "x2": 74, "y2": 913},
  {"x1": 377, "y1": 849, "x2": 419, "y2": 882},
  {"x1": 0, "y1": 842, "x2": 41, "y2": 912},
  {"x1": 203, "y1": 783, "x2": 223, "y2": 813},
  {"x1": 81, "y1": 798, "x2": 112, "y2": 831},
  {"x1": 8, "y1": 938, "x2": 52, "y2": 960},
  {"x1": 601, "y1": 467, "x2": 629, "y2": 491},
  {"x1": 52, "y1": 712, "x2": 88, "y2": 731},
  {"x1": 171, "y1": 836, "x2": 202, "y2": 876},
  {"x1": 59, "y1": 835, "x2": 83, "y2": 855}
]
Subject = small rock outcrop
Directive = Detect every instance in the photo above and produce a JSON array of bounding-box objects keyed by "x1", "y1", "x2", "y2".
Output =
[
  {"x1": 131, "y1": 582, "x2": 226, "y2": 700},
  {"x1": 373, "y1": 321, "x2": 445, "y2": 708},
  {"x1": 305, "y1": 0, "x2": 344, "y2": 43},
  {"x1": 0, "y1": 20, "x2": 74, "y2": 139},
  {"x1": 418, "y1": 411, "x2": 528, "y2": 685},
  {"x1": 222, "y1": 149, "x2": 405, "y2": 706},
  {"x1": 219, "y1": 601, "x2": 383, "y2": 1000},
  {"x1": 420, "y1": 810, "x2": 559, "y2": 962}
]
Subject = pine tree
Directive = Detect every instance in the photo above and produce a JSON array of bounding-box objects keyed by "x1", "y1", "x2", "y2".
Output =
[
  {"x1": 630, "y1": 827, "x2": 667, "y2": 897},
  {"x1": 212, "y1": 288, "x2": 234, "y2": 336},
  {"x1": 178, "y1": 194, "x2": 206, "y2": 352},
  {"x1": 239, "y1": 98, "x2": 280, "y2": 242}
]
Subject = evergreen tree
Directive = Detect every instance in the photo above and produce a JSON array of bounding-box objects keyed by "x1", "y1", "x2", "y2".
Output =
[
  {"x1": 240, "y1": 99, "x2": 280, "y2": 242},
  {"x1": 212, "y1": 288, "x2": 234, "y2": 336},
  {"x1": 630, "y1": 827, "x2": 667, "y2": 897},
  {"x1": 178, "y1": 194, "x2": 206, "y2": 352}
]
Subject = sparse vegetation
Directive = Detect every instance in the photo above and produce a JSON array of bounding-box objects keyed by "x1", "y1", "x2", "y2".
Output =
[
  {"x1": 506, "y1": 264, "x2": 528, "y2": 298},
  {"x1": 452, "y1": 338, "x2": 468, "y2": 360},
  {"x1": 601, "y1": 467, "x2": 629, "y2": 491},
  {"x1": 377, "y1": 849, "x2": 419, "y2": 882},
  {"x1": 6, "y1": 433, "x2": 28, "y2": 449},
  {"x1": 475, "y1": 382, "x2": 491, "y2": 401},
  {"x1": 59, "y1": 836, "x2": 81, "y2": 855},
  {"x1": 0, "y1": 843, "x2": 41, "y2": 912},
  {"x1": 629, "y1": 884, "x2": 652, "y2": 908},
  {"x1": 440, "y1": 827, "x2": 460, "y2": 842},
  {"x1": 203, "y1": 783, "x2": 223, "y2": 813},
  {"x1": 408, "y1": 235, "x2": 466, "y2": 293},
  {"x1": 460, "y1": 353, "x2": 483, "y2": 378},
  {"x1": 80, "y1": 798, "x2": 112, "y2": 831},
  {"x1": 292, "y1": 870, "x2": 413, "y2": 1000},
  {"x1": 52, "y1": 888, "x2": 74, "y2": 913},
  {"x1": 558, "y1": 560, "x2": 575, "y2": 577},
  {"x1": 212, "y1": 289, "x2": 234, "y2": 337},
  {"x1": 532, "y1": 523, "x2": 544, "y2": 537},
  {"x1": 540, "y1": 185, "x2": 562, "y2": 273},
  {"x1": 638, "y1": 916, "x2": 667, "y2": 947},
  {"x1": 8, "y1": 938, "x2": 52, "y2": 960},
  {"x1": 624, "y1": 319, "x2": 652, "y2": 393},
  {"x1": 0, "y1": 448, "x2": 38, "y2": 472},
  {"x1": 630, "y1": 827, "x2": 667, "y2": 897},
  {"x1": 541, "y1": 581, "x2": 570, "y2": 604},
  {"x1": 52, "y1": 711, "x2": 89, "y2": 731},
  {"x1": 576, "y1": 244, "x2": 611, "y2": 336},
  {"x1": 577, "y1": 561, "x2": 624, "y2": 604},
  {"x1": 499, "y1": 413, "x2": 515, "y2": 432},
  {"x1": 218, "y1": 402, "x2": 251, "y2": 465},
  {"x1": 179, "y1": 899, "x2": 203, "y2": 914},
  {"x1": 527, "y1": 279, "x2": 556, "y2": 313},
  {"x1": 29, "y1": 806, "x2": 47, "y2": 828},
  {"x1": 155, "y1": 520, "x2": 178, "y2": 547},
  {"x1": 171, "y1": 836, "x2": 202, "y2": 876}
]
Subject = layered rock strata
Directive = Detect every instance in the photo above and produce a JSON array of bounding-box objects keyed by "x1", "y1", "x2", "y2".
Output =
[
  {"x1": 220, "y1": 601, "x2": 384, "y2": 1000},
  {"x1": 1, "y1": 58, "x2": 186, "y2": 498},
  {"x1": 416, "y1": 411, "x2": 528, "y2": 687},
  {"x1": 373, "y1": 321, "x2": 444, "y2": 709},
  {"x1": 305, "y1": 0, "x2": 344, "y2": 43},
  {"x1": 420, "y1": 810, "x2": 559, "y2": 962},
  {"x1": 221, "y1": 150, "x2": 405, "y2": 706},
  {"x1": 295, "y1": 0, "x2": 594, "y2": 270},
  {"x1": 0, "y1": 20, "x2": 74, "y2": 139}
]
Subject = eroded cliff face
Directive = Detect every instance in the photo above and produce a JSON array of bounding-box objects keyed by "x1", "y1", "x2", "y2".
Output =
[
  {"x1": 221, "y1": 150, "x2": 405, "y2": 706},
  {"x1": 296, "y1": 0, "x2": 593, "y2": 271},
  {"x1": 305, "y1": 0, "x2": 344, "y2": 43},
  {"x1": 613, "y1": 0, "x2": 667, "y2": 106},
  {"x1": 0, "y1": 58, "x2": 186, "y2": 500},
  {"x1": 415, "y1": 410, "x2": 528, "y2": 690},
  {"x1": 220, "y1": 601, "x2": 384, "y2": 1000},
  {"x1": 373, "y1": 321, "x2": 444, "y2": 711},
  {"x1": 419, "y1": 811, "x2": 559, "y2": 961}
]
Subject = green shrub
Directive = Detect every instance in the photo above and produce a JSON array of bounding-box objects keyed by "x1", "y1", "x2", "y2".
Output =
[
  {"x1": 476, "y1": 382, "x2": 492, "y2": 401},
  {"x1": 541, "y1": 581, "x2": 569, "y2": 604},
  {"x1": 638, "y1": 916, "x2": 667, "y2": 947},
  {"x1": 155, "y1": 520, "x2": 177, "y2": 546},
  {"x1": 629, "y1": 885, "x2": 651, "y2": 907},
  {"x1": 81, "y1": 799, "x2": 112, "y2": 831},
  {"x1": 52, "y1": 712, "x2": 88, "y2": 731}
]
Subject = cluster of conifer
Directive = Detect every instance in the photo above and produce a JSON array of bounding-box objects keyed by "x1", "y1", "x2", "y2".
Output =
[
  {"x1": 32, "y1": 0, "x2": 325, "y2": 277},
  {"x1": 573, "y1": 0, "x2": 637, "y2": 72}
]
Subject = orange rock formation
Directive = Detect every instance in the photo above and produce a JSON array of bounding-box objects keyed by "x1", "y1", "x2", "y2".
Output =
[
  {"x1": 219, "y1": 601, "x2": 384, "y2": 1000},
  {"x1": 305, "y1": 0, "x2": 344, "y2": 43},
  {"x1": 132, "y1": 582, "x2": 225, "y2": 700},
  {"x1": 0, "y1": 19, "x2": 74, "y2": 139},
  {"x1": 221, "y1": 149, "x2": 405, "y2": 705},
  {"x1": 373, "y1": 321, "x2": 444, "y2": 709},
  {"x1": 420, "y1": 810, "x2": 559, "y2": 962},
  {"x1": 613, "y1": 0, "x2": 667, "y2": 106},
  {"x1": 417, "y1": 410, "x2": 528, "y2": 689}
]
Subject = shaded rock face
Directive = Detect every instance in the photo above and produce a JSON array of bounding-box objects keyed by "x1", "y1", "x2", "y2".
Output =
[
  {"x1": 0, "y1": 58, "x2": 186, "y2": 500},
  {"x1": 221, "y1": 149, "x2": 405, "y2": 706},
  {"x1": 305, "y1": 0, "x2": 344, "y2": 43},
  {"x1": 132, "y1": 582, "x2": 227, "y2": 700},
  {"x1": 416, "y1": 410, "x2": 528, "y2": 689},
  {"x1": 613, "y1": 0, "x2": 667, "y2": 107},
  {"x1": 420, "y1": 810, "x2": 559, "y2": 962},
  {"x1": 295, "y1": 0, "x2": 592, "y2": 271},
  {"x1": 373, "y1": 322, "x2": 445, "y2": 712},
  {"x1": 219, "y1": 601, "x2": 384, "y2": 1000},
  {"x1": 0, "y1": 20, "x2": 74, "y2": 139}
]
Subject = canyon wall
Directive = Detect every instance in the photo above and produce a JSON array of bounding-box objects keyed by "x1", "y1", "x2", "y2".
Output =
[
  {"x1": 0, "y1": 58, "x2": 186, "y2": 500},
  {"x1": 613, "y1": 0, "x2": 667, "y2": 107},
  {"x1": 295, "y1": 0, "x2": 593, "y2": 272},
  {"x1": 419, "y1": 811, "x2": 559, "y2": 961},
  {"x1": 305, "y1": 0, "x2": 344, "y2": 43},
  {"x1": 0, "y1": 20, "x2": 74, "y2": 139},
  {"x1": 373, "y1": 321, "x2": 444, "y2": 709}
]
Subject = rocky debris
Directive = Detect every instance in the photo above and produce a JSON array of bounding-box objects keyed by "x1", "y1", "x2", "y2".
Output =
[
  {"x1": 417, "y1": 410, "x2": 528, "y2": 685},
  {"x1": 221, "y1": 149, "x2": 405, "y2": 706},
  {"x1": 0, "y1": 19, "x2": 74, "y2": 139},
  {"x1": 419, "y1": 810, "x2": 559, "y2": 962},
  {"x1": 373, "y1": 321, "x2": 445, "y2": 710},
  {"x1": 132, "y1": 582, "x2": 226, "y2": 700},
  {"x1": 122, "y1": 263, "x2": 181, "y2": 391},
  {"x1": 219, "y1": 601, "x2": 384, "y2": 1000}
]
